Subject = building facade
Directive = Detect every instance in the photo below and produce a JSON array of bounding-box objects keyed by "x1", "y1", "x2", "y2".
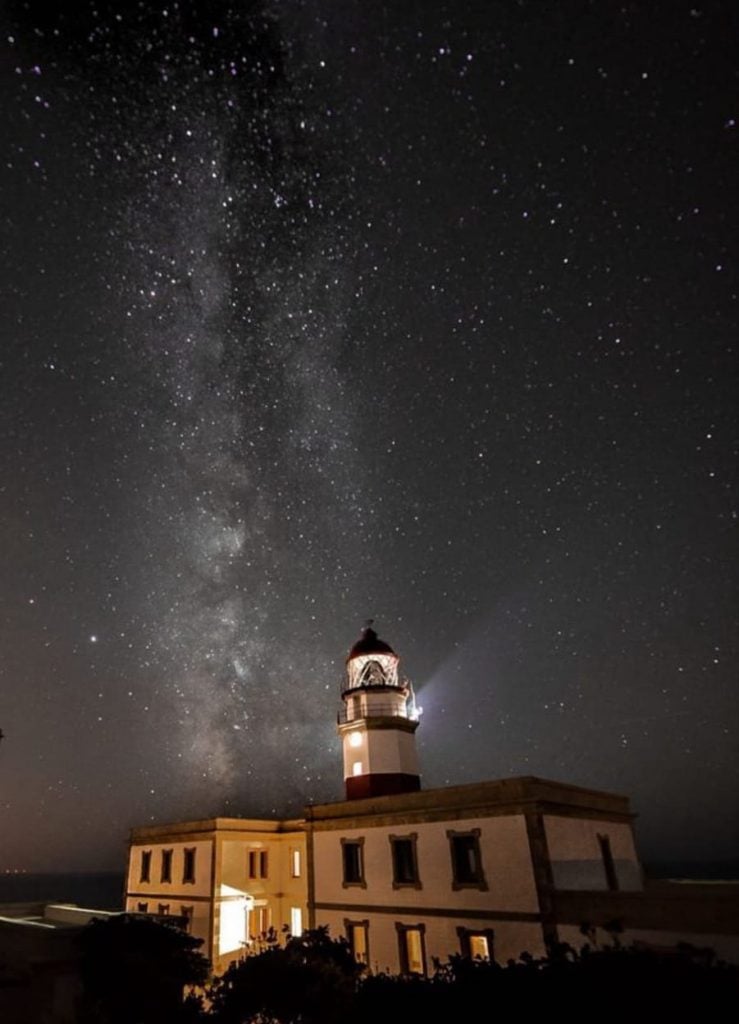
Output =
[
  {"x1": 125, "y1": 817, "x2": 306, "y2": 975},
  {"x1": 306, "y1": 776, "x2": 641, "y2": 969},
  {"x1": 124, "y1": 625, "x2": 737, "y2": 973}
]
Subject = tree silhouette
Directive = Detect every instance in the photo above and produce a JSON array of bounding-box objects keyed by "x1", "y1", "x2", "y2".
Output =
[
  {"x1": 77, "y1": 914, "x2": 209, "y2": 1024},
  {"x1": 208, "y1": 926, "x2": 362, "y2": 1024}
]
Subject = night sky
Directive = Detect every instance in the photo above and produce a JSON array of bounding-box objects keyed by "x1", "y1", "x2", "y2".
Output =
[{"x1": 0, "y1": 1, "x2": 736, "y2": 873}]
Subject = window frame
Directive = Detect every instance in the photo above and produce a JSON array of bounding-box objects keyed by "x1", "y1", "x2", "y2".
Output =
[
  {"x1": 180, "y1": 905, "x2": 193, "y2": 933},
  {"x1": 457, "y1": 926, "x2": 495, "y2": 960},
  {"x1": 182, "y1": 846, "x2": 197, "y2": 885},
  {"x1": 139, "y1": 849, "x2": 152, "y2": 883},
  {"x1": 257, "y1": 905, "x2": 271, "y2": 936},
  {"x1": 396, "y1": 922, "x2": 427, "y2": 976},
  {"x1": 248, "y1": 849, "x2": 269, "y2": 879},
  {"x1": 160, "y1": 848, "x2": 173, "y2": 884},
  {"x1": 389, "y1": 832, "x2": 422, "y2": 889},
  {"x1": 341, "y1": 837, "x2": 366, "y2": 888},
  {"x1": 344, "y1": 917, "x2": 370, "y2": 965},
  {"x1": 290, "y1": 906, "x2": 303, "y2": 936},
  {"x1": 447, "y1": 828, "x2": 488, "y2": 890},
  {"x1": 597, "y1": 833, "x2": 619, "y2": 891}
]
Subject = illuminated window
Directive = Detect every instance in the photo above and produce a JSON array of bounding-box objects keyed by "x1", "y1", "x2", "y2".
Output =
[
  {"x1": 341, "y1": 838, "x2": 366, "y2": 887},
  {"x1": 349, "y1": 731, "x2": 362, "y2": 748},
  {"x1": 457, "y1": 927, "x2": 494, "y2": 960},
  {"x1": 352, "y1": 761, "x2": 363, "y2": 776},
  {"x1": 396, "y1": 923, "x2": 426, "y2": 975},
  {"x1": 140, "y1": 850, "x2": 151, "y2": 883},
  {"x1": 160, "y1": 849, "x2": 173, "y2": 883},
  {"x1": 248, "y1": 850, "x2": 269, "y2": 879},
  {"x1": 182, "y1": 847, "x2": 196, "y2": 884},
  {"x1": 137, "y1": 902, "x2": 148, "y2": 913},
  {"x1": 158, "y1": 903, "x2": 170, "y2": 916},
  {"x1": 345, "y1": 919, "x2": 369, "y2": 964},
  {"x1": 390, "y1": 833, "x2": 421, "y2": 888},
  {"x1": 598, "y1": 834, "x2": 619, "y2": 891},
  {"x1": 257, "y1": 906, "x2": 271, "y2": 935},
  {"x1": 448, "y1": 829, "x2": 487, "y2": 890},
  {"x1": 290, "y1": 907, "x2": 303, "y2": 936},
  {"x1": 291, "y1": 849, "x2": 301, "y2": 877}
]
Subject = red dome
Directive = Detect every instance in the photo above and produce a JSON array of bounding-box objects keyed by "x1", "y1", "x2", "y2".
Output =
[{"x1": 347, "y1": 624, "x2": 396, "y2": 661}]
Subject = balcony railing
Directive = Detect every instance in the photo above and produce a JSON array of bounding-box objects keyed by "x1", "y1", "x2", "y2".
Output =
[{"x1": 338, "y1": 703, "x2": 419, "y2": 724}]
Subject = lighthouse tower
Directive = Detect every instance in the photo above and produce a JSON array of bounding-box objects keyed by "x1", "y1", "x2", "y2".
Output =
[{"x1": 338, "y1": 622, "x2": 421, "y2": 800}]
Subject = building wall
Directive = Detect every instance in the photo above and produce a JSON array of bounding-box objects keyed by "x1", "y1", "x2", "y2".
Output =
[
  {"x1": 125, "y1": 839, "x2": 214, "y2": 958},
  {"x1": 213, "y1": 831, "x2": 307, "y2": 972},
  {"x1": 544, "y1": 815, "x2": 642, "y2": 891},
  {"x1": 121, "y1": 781, "x2": 664, "y2": 977},
  {"x1": 125, "y1": 821, "x2": 308, "y2": 976},
  {"x1": 312, "y1": 812, "x2": 543, "y2": 973},
  {"x1": 127, "y1": 839, "x2": 214, "y2": 899},
  {"x1": 341, "y1": 725, "x2": 418, "y2": 780},
  {"x1": 313, "y1": 813, "x2": 538, "y2": 913},
  {"x1": 317, "y1": 907, "x2": 546, "y2": 973},
  {"x1": 123, "y1": 891, "x2": 212, "y2": 960}
]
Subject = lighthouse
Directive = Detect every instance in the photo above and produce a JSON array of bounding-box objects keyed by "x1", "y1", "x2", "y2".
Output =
[{"x1": 337, "y1": 622, "x2": 421, "y2": 800}]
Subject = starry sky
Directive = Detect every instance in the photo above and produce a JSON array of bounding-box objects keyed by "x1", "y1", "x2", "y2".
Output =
[{"x1": 0, "y1": 1, "x2": 736, "y2": 872}]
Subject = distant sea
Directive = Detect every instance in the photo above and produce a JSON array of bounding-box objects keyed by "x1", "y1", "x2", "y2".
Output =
[
  {"x1": 0, "y1": 873, "x2": 125, "y2": 910},
  {"x1": 644, "y1": 861, "x2": 739, "y2": 882}
]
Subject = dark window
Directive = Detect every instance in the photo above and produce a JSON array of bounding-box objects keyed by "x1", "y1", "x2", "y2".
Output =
[
  {"x1": 160, "y1": 848, "x2": 173, "y2": 883},
  {"x1": 598, "y1": 834, "x2": 619, "y2": 891},
  {"x1": 390, "y1": 834, "x2": 421, "y2": 887},
  {"x1": 180, "y1": 906, "x2": 193, "y2": 933},
  {"x1": 448, "y1": 829, "x2": 487, "y2": 889},
  {"x1": 396, "y1": 923, "x2": 426, "y2": 975},
  {"x1": 248, "y1": 850, "x2": 269, "y2": 879},
  {"x1": 140, "y1": 850, "x2": 151, "y2": 883},
  {"x1": 137, "y1": 902, "x2": 148, "y2": 913},
  {"x1": 341, "y1": 838, "x2": 365, "y2": 886},
  {"x1": 183, "y1": 847, "x2": 196, "y2": 884},
  {"x1": 158, "y1": 903, "x2": 170, "y2": 916}
]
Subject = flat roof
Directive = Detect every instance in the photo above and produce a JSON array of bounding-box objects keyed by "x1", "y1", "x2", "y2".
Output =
[
  {"x1": 306, "y1": 776, "x2": 633, "y2": 827},
  {"x1": 129, "y1": 776, "x2": 633, "y2": 841},
  {"x1": 129, "y1": 816, "x2": 306, "y2": 843}
]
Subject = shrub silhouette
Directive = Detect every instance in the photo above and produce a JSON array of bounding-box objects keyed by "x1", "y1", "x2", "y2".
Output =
[
  {"x1": 77, "y1": 914, "x2": 209, "y2": 1023},
  {"x1": 208, "y1": 926, "x2": 362, "y2": 1024}
]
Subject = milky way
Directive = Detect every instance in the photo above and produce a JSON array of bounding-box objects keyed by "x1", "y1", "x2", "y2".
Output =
[{"x1": 0, "y1": 1, "x2": 736, "y2": 871}]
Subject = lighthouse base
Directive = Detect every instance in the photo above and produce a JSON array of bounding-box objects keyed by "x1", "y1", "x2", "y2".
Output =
[{"x1": 345, "y1": 773, "x2": 421, "y2": 800}]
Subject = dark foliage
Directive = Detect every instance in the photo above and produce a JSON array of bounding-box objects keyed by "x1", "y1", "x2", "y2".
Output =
[
  {"x1": 353, "y1": 942, "x2": 739, "y2": 1021},
  {"x1": 207, "y1": 926, "x2": 363, "y2": 1024},
  {"x1": 204, "y1": 930, "x2": 738, "y2": 1022},
  {"x1": 77, "y1": 914, "x2": 209, "y2": 1024}
]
